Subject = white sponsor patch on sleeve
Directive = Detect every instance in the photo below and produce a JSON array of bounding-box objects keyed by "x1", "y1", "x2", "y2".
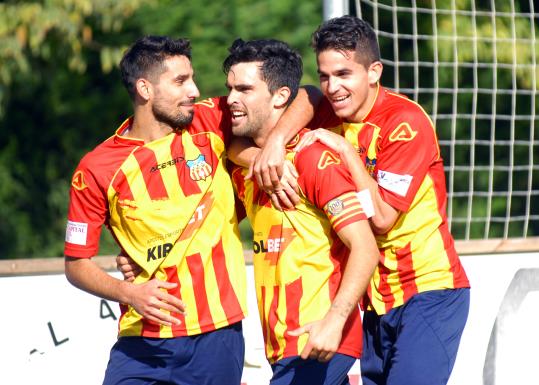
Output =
[
  {"x1": 377, "y1": 170, "x2": 413, "y2": 197},
  {"x1": 356, "y1": 189, "x2": 375, "y2": 218},
  {"x1": 65, "y1": 220, "x2": 88, "y2": 246}
]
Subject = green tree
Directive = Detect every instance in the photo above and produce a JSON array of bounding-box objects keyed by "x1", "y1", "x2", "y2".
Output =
[{"x1": 0, "y1": 0, "x2": 322, "y2": 259}]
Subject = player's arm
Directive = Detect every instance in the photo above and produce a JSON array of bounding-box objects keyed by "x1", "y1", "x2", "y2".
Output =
[
  {"x1": 228, "y1": 136, "x2": 300, "y2": 210},
  {"x1": 251, "y1": 85, "x2": 322, "y2": 191},
  {"x1": 289, "y1": 218, "x2": 378, "y2": 362},
  {"x1": 65, "y1": 256, "x2": 185, "y2": 326},
  {"x1": 295, "y1": 128, "x2": 399, "y2": 234}
]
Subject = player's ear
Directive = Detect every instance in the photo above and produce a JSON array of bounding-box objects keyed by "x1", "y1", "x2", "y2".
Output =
[
  {"x1": 273, "y1": 86, "x2": 291, "y2": 109},
  {"x1": 135, "y1": 78, "x2": 153, "y2": 101},
  {"x1": 368, "y1": 61, "x2": 383, "y2": 85}
]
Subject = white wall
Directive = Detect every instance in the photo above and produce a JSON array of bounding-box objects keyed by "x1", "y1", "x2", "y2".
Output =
[{"x1": 1, "y1": 252, "x2": 538, "y2": 385}]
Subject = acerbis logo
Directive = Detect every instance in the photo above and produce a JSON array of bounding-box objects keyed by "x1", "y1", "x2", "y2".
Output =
[
  {"x1": 317, "y1": 150, "x2": 340, "y2": 170},
  {"x1": 150, "y1": 157, "x2": 184, "y2": 172},
  {"x1": 389, "y1": 122, "x2": 417, "y2": 142},
  {"x1": 71, "y1": 170, "x2": 88, "y2": 191}
]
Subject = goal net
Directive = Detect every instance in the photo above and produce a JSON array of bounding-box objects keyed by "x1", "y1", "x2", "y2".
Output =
[{"x1": 352, "y1": 0, "x2": 538, "y2": 241}]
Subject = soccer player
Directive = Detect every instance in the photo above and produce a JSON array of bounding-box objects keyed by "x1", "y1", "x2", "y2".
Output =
[
  {"x1": 252, "y1": 16, "x2": 471, "y2": 385},
  {"x1": 63, "y1": 36, "x2": 248, "y2": 385},
  {"x1": 225, "y1": 38, "x2": 379, "y2": 385}
]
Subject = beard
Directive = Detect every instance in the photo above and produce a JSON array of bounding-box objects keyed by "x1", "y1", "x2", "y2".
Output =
[
  {"x1": 231, "y1": 108, "x2": 270, "y2": 139},
  {"x1": 152, "y1": 103, "x2": 194, "y2": 130}
]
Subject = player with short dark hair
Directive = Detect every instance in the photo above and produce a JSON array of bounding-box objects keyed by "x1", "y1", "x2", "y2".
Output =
[
  {"x1": 254, "y1": 15, "x2": 471, "y2": 385},
  {"x1": 224, "y1": 37, "x2": 379, "y2": 385},
  {"x1": 64, "y1": 35, "x2": 247, "y2": 385}
]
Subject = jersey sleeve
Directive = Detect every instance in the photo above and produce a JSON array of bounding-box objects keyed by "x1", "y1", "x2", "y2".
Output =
[
  {"x1": 376, "y1": 105, "x2": 440, "y2": 212},
  {"x1": 64, "y1": 161, "x2": 108, "y2": 258},
  {"x1": 295, "y1": 142, "x2": 368, "y2": 233},
  {"x1": 193, "y1": 96, "x2": 233, "y2": 147}
]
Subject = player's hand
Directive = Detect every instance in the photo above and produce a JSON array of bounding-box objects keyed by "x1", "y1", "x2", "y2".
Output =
[
  {"x1": 116, "y1": 253, "x2": 142, "y2": 282},
  {"x1": 295, "y1": 128, "x2": 355, "y2": 158},
  {"x1": 287, "y1": 314, "x2": 344, "y2": 363},
  {"x1": 126, "y1": 279, "x2": 186, "y2": 327},
  {"x1": 268, "y1": 160, "x2": 300, "y2": 211},
  {"x1": 247, "y1": 136, "x2": 286, "y2": 194}
]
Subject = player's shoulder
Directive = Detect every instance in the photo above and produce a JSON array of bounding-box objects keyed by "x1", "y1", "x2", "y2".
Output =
[
  {"x1": 77, "y1": 133, "x2": 135, "y2": 176},
  {"x1": 295, "y1": 141, "x2": 342, "y2": 174},
  {"x1": 374, "y1": 88, "x2": 434, "y2": 136},
  {"x1": 190, "y1": 96, "x2": 230, "y2": 136}
]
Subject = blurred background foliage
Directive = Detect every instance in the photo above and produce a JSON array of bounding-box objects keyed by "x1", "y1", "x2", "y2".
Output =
[
  {"x1": 0, "y1": 0, "x2": 322, "y2": 259},
  {"x1": 0, "y1": 0, "x2": 536, "y2": 259}
]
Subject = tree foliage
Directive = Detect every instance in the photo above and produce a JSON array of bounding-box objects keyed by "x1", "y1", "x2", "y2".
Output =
[{"x1": 0, "y1": 0, "x2": 322, "y2": 259}]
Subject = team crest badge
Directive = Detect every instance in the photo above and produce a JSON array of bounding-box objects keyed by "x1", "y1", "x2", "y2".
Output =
[
  {"x1": 366, "y1": 157, "x2": 376, "y2": 177},
  {"x1": 326, "y1": 198, "x2": 344, "y2": 216},
  {"x1": 186, "y1": 155, "x2": 212, "y2": 181},
  {"x1": 71, "y1": 170, "x2": 88, "y2": 191}
]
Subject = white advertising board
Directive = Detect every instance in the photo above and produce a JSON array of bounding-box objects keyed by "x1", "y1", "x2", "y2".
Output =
[{"x1": 0, "y1": 252, "x2": 538, "y2": 384}]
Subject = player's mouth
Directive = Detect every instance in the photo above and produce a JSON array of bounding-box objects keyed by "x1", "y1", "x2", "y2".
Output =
[
  {"x1": 179, "y1": 99, "x2": 196, "y2": 109},
  {"x1": 330, "y1": 94, "x2": 351, "y2": 109},
  {"x1": 230, "y1": 110, "x2": 247, "y2": 125}
]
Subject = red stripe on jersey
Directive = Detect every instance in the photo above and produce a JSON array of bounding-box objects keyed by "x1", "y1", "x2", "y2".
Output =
[
  {"x1": 186, "y1": 252, "x2": 215, "y2": 333},
  {"x1": 211, "y1": 239, "x2": 244, "y2": 323},
  {"x1": 282, "y1": 277, "x2": 302, "y2": 358},
  {"x1": 332, "y1": 209, "x2": 367, "y2": 233},
  {"x1": 377, "y1": 251, "x2": 396, "y2": 313},
  {"x1": 164, "y1": 265, "x2": 187, "y2": 336},
  {"x1": 231, "y1": 168, "x2": 246, "y2": 201},
  {"x1": 395, "y1": 243, "x2": 418, "y2": 303},
  {"x1": 171, "y1": 135, "x2": 201, "y2": 196},
  {"x1": 194, "y1": 133, "x2": 219, "y2": 174},
  {"x1": 111, "y1": 169, "x2": 134, "y2": 201},
  {"x1": 267, "y1": 285, "x2": 281, "y2": 361},
  {"x1": 254, "y1": 181, "x2": 271, "y2": 208},
  {"x1": 133, "y1": 147, "x2": 169, "y2": 200},
  {"x1": 178, "y1": 193, "x2": 215, "y2": 242},
  {"x1": 140, "y1": 271, "x2": 166, "y2": 337},
  {"x1": 430, "y1": 169, "x2": 469, "y2": 287},
  {"x1": 141, "y1": 312, "x2": 161, "y2": 337}
]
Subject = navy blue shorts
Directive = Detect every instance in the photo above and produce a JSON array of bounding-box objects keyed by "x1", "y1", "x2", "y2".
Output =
[
  {"x1": 361, "y1": 288, "x2": 470, "y2": 385},
  {"x1": 270, "y1": 353, "x2": 356, "y2": 385},
  {"x1": 102, "y1": 322, "x2": 244, "y2": 385}
]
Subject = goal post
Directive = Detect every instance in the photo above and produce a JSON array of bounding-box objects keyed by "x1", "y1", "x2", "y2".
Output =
[{"x1": 330, "y1": 0, "x2": 539, "y2": 243}]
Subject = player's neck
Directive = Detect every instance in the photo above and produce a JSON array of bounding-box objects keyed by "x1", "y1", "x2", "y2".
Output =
[
  {"x1": 253, "y1": 110, "x2": 284, "y2": 147},
  {"x1": 348, "y1": 83, "x2": 380, "y2": 123},
  {"x1": 128, "y1": 107, "x2": 175, "y2": 143}
]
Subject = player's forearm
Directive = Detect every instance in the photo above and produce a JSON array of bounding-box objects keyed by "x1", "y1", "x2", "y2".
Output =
[
  {"x1": 267, "y1": 86, "x2": 321, "y2": 146},
  {"x1": 65, "y1": 256, "x2": 134, "y2": 304},
  {"x1": 340, "y1": 149, "x2": 399, "y2": 234},
  {"x1": 329, "y1": 224, "x2": 379, "y2": 323},
  {"x1": 228, "y1": 136, "x2": 260, "y2": 167}
]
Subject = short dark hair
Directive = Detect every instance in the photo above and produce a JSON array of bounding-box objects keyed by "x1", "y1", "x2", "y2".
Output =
[
  {"x1": 311, "y1": 15, "x2": 380, "y2": 67},
  {"x1": 222, "y1": 38, "x2": 303, "y2": 105},
  {"x1": 120, "y1": 36, "x2": 192, "y2": 99}
]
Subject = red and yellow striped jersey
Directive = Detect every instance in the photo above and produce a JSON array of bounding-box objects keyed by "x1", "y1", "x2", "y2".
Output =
[
  {"x1": 334, "y1": 86, "x2": 469, "y2": 314},
  {"x1": 232, "y1": 138, "x2": 367, "y2": 363},
  {"x1": 65, "y1": 97, "x2": 247, "y2": 337}
]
